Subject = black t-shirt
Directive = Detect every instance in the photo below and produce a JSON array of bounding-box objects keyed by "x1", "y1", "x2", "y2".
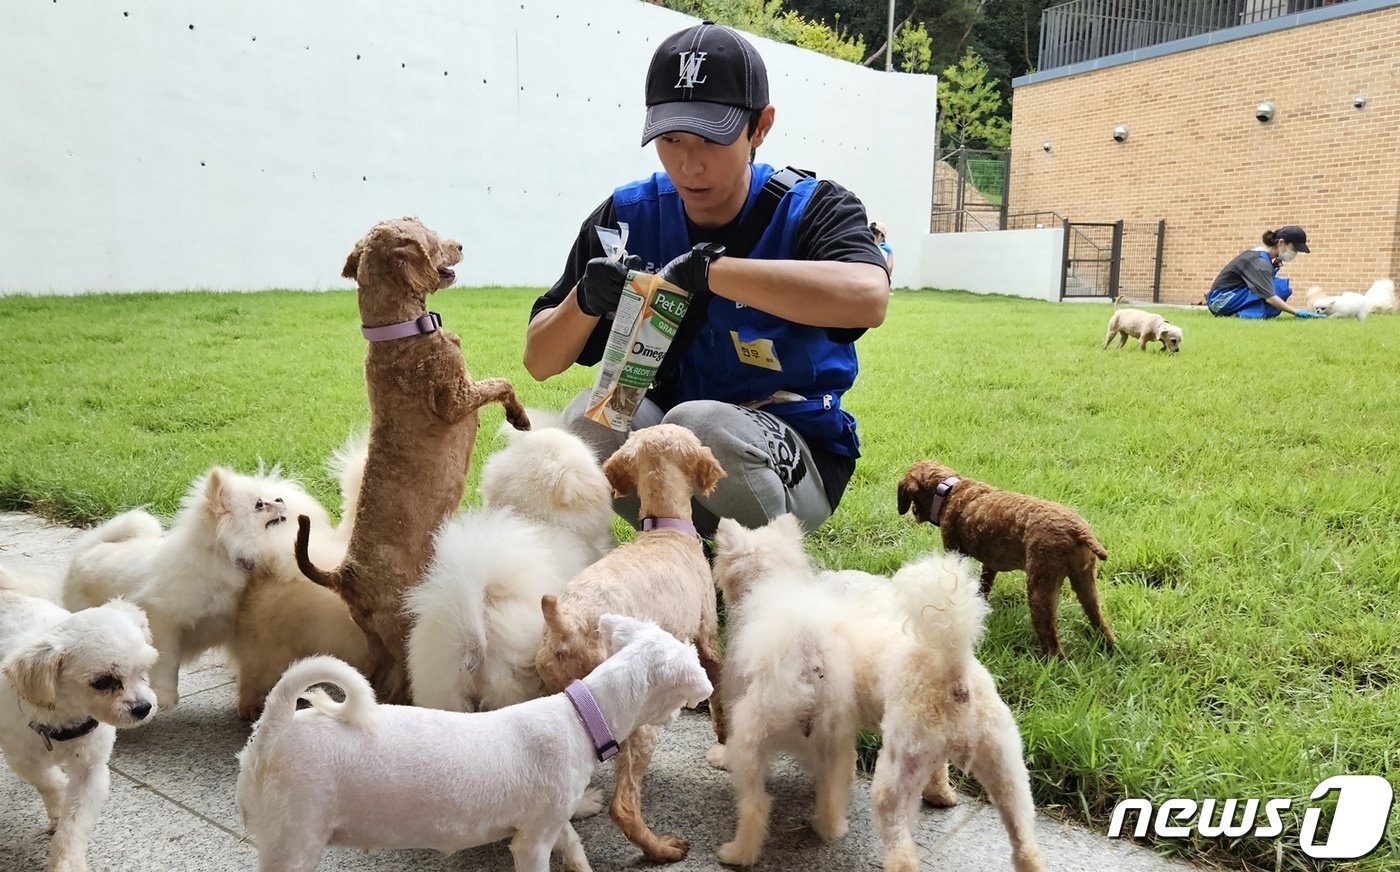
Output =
[{"x1": 530, "y1": 176, "x2": 888, "y2": 509}]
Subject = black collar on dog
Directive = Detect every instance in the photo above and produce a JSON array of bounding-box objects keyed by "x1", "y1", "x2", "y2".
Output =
[
  {"x1": 928, "y1": 476, "x2": 961, "y2": 527},
  {"x1": 30, "y1": 717, "x2": 100, "y2": 751}
]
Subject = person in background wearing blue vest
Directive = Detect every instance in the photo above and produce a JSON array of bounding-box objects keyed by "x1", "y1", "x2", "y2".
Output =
[
  {"x1": 871, "y1": 220, "x2": 894, "y2": 272},
  {"x1": 523, "y1": 21, "x2": 890, "y2": 538},
  {"x1": 1206, "y1": 226, "x2": 1325, "y2": 318}
]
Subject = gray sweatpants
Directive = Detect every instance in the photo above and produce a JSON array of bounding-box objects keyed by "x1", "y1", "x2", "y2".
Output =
[{"x1": 561, "y1": 390, "x2": 833, "y2": 539}]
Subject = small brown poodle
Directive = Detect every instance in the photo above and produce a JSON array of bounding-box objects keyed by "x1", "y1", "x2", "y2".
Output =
[
  {"x1": 897, "y1": 459, "x2": 1114, "y2": 657},
  {"x1": 295, "y1": 216, "x2": 529, "y2": 704},
  {"x1": 535, "y1": 423, "x2": 726, "y2": 863}
]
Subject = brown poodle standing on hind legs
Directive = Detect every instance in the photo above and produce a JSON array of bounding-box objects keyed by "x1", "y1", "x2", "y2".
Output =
[
  {"x1": 897, "y1": 459, "x2": 1114, "y2": 657},
  {"x1": 296, "y1": 216, "x2": 529, "y2": 704}
]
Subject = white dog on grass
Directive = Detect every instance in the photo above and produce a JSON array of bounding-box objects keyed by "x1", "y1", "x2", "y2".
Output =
[
  {"x1": 236, "y1": 614, "x2": 712, "y2": 872},
  {"x1": 709, "y1": 516, "x2": 1045, "y2": 872},
  {"x1": 1, "y1": 565, "x2": 158, "y2": 872}
]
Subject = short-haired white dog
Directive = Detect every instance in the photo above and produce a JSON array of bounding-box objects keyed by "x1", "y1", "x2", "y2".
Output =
[
  {"x1": 236, "y1": 614, "x2": 712, "y2": 872},
  {"x1": 405, "y1": 426, "x2": 614, "y2": 712},
  {"x1": 709, "y1": 516, "x2": 1045, "y2": 872},
  {"x1": 1314, "y1": 291, "x2": 1369, "y2": 320},
  {"x1": 62, "y1": 465, "x2": 330, "y2": 710},
  {"x1": 1, "y1": 565, "x2": 158, "y2": 872}
]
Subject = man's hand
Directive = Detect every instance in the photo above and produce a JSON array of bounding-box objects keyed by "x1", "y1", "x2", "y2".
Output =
[
  {"x1": 1294, "y1": 309, "x2": 1326, "y2": 319},
  {"x1": 659, "y1": 245, "x2": 723, "y2": 298},
  {"x1": 576, "y1": 255, "x2": 642, "y2": 317}
]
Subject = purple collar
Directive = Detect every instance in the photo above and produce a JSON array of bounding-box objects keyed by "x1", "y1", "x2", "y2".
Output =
[
  {"x1": 927, "y1": 476, "x2": 961, "y2": 527},
  {"x1": 641, "y1": 516, "x2": 699, "y2": 539},
  {"x1": 564, "y1": 680, "x2": 619, "y2": 762},
  {"x1": 361, "y1": 312, "x2": 442, "y2": 342}
]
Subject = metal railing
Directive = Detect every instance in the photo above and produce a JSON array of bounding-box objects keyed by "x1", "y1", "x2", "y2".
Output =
[{"x1": 1039, "y1": 0, "x2": 1356, "y2": 70}]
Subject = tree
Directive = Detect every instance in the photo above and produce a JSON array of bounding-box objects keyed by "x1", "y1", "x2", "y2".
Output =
[
  {"x1": 937, "y1": 50, "x2": 1010, "y2": 150},
  {"x1": 653, "y1": 0, "x2": 866, "y2": 63},
  {"x1": 893, "y1": 21, "x2": 932, "y2": 72}
]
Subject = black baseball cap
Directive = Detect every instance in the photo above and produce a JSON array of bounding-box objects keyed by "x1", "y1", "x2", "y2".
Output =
[
  {"x1": 641, "y1": 21, "x2": 769, "y2": 147},
  {"x1": 1276, "y1": 225, "x2": 1310, "y2": 252}
]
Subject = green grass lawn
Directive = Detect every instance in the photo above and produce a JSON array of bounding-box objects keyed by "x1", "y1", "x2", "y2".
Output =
[{"x1": 2, "y1": 288, "x2": 1397, "y2": 870}]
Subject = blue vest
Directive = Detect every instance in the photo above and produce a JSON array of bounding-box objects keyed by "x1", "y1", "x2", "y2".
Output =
[{"x1": 612, "y1": 164, "x2": 861, "y2": 459}]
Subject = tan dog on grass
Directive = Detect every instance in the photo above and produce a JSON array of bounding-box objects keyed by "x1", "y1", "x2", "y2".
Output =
[
  {"x1": 898, "y1": 460, "x2": 1114, "y2": 658},
  {"x1": 296, "y1": 217, "x2": 529, "y2": 704},
  {"x1": 1102, "y1": 295, "x2": 1182, "y2": 352},
  {"x1": 535, "y1": 424, "x2": 726, "y2": 863}
]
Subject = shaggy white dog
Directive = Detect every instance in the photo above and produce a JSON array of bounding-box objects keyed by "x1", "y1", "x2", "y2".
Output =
[
  {"x1": 406, "y1": 427, "x2": 614, "y2": 712},
  {"x1": 62, "y1": 465, "x2": 329, "y2": 709},
  {"x1": 236, "y1": 614, "x2": 712, "y2": 872},
  {"x1": 1314, "y1": 291, "x2": 1370, "y2": 321},
  {"x1": 1363, "y1": 279, "x2": 1395, "y2": 315},
  {"x1": 1, "y1": 566, "x2": 158, "y2": 872},
  {"x1": 710, "y1": 516, "x2": 1045, "y2": 872}
]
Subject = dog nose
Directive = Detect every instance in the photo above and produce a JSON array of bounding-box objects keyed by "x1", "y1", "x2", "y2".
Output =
[
  {"x1": 131, "y1": 702, "x2": 152, "y2": 720},
  {"x1": 456, "y1": 242, "x2": 464, "y2": 252}
]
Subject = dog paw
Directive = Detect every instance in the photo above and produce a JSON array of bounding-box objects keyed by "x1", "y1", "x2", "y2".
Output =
[
  {"x1": 644, "y1": 835, "x2": 689, "y2": 862},
  {"x1": 881, "y1": 843, "x2": 920, "y2": 872},
  {"x1": 717, "y1": 840, "x2": 758, "y2": 867},
  {"x1": 154, "y1": 686, "x2": 180, "y2": 711},
  {"x1": 571, "y1": 788, "x2": 605, "y2": 819},
  {"x1": 921, "y1": 784, "x2": 959, "y2": 807},
  {"x1": 705, "y1": 743, "x2": 728, "y2": 770},
  {"x1": 812, "y1": 813, "x2": 848, "y2": 842}
]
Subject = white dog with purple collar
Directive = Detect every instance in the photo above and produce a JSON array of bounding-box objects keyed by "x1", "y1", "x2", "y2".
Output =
[{"x1": 236, "y1": 613, "x2": 712, "y2": 872}]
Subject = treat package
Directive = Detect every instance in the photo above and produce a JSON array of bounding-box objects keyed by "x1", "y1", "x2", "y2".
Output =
[{"x1": 584, "y1": 224, "x2": 691, "y2": 431}]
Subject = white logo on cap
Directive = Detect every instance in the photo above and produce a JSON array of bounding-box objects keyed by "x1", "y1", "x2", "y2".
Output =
[{"x1": 676, "y1": 52, "x2": 708, "y2": 88}]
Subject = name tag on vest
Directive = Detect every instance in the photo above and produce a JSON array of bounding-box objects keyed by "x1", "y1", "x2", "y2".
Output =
[{"x1": 730, "y1": 332, "x2": 783, "y2": 372}]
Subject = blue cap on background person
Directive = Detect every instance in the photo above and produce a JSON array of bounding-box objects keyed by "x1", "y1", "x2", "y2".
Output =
[{"x1": 640, "y1": 21, "x2": 769, "y2": 147}]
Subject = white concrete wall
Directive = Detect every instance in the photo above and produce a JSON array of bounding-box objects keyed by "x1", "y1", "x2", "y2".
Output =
[
  {"x1": 917, "y1": 229, "x2": 1065, "y2": 301},
  {"x1": 0, "y1": 0, "x2": 936, "y2": 294}
]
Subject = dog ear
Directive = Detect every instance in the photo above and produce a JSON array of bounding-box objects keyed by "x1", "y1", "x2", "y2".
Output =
[
  {"x1": 203, "y1": 467, "x2": 231, "y2": 515},
  {"x1": 896, "y1": 474, "x2": 917, "y2": 517},
  {"x1": 105, "y1": 599, "x2": 154, "y2": 645},
  {"x1": 598, "y1": 613, "x2": 647, "y2": 654},
  {"x1": 601, "y1": 443, "x2": 639, "y2": 498},
  {"x1": 772, "y1": 513, "x2": 805, "y2": 540},
  {"x1": 342, "y1": 242, "x2": 363, "y2": 280},
  {"x1": 712, "y1": 517, "x2": 743, "y2": 556},
  {"x1": 397, "y1": 235, "x2": 440, "y2": 293},
  {"x1": 540, "y1": 595, "x2": 574, "y2": 640},
  {"x1": 551, "y1": 464, "x2": 599, "y2": 511},
  {"x1": 684, "y1": 445, "x2": 727, "y2": 496},
  {"x1": 3, "y1": 637, "x2": 62, "y2": 709}
]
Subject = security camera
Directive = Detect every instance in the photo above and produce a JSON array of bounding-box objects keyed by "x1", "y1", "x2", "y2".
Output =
[
  {"x1": 1353, "y1": 95, "x2": 1368, "y2": 109},
  {"x1": 1255, "y1": 102, "x2": 1275, "y2": 122},
  {"x1": 1112, "y1": 125, "x2": 1129, "y2": 143},
  {"x1": 1042, "y1": 141, "x2": 1052, "y2": 152}
]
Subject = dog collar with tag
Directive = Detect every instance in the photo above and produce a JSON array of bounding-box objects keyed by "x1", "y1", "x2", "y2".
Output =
[
  {"x1": 360, "y1": 312, "x2": 442, "y2": 342},
  {"x1": 641, "y1": 516, "x2": 700, "y2": 540},
  {"x1": 29, "y1": 717, "x2": 100, "y2": 751},
  {"x1": 928, "y1": 476, "x2": 961, "y2": 527},
  {"x1": 563, "y1": 680, "x2": 619, "y2": 762}
]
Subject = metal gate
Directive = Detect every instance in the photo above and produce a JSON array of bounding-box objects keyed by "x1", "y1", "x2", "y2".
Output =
[
  {"x1": 1039, "y1": 218, "x2": 1166, "y2": 301},
  {"x1": 929, "y1": 147, "x2": 1010, "y2": 233}
]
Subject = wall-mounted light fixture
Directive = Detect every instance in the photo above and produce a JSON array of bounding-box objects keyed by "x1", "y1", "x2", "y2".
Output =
[
  {"x1": 1255, "y1": 102, "x2": 1276, "y2": 123},
  {"x1": 1042, "y1": 140, "x2": 1053, "y2": 152},
  {"x1": 1112, "y1": 125, "x2": 1129, "y2": 143}
]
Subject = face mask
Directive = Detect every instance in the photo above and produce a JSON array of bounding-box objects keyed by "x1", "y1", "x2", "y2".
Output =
[{"x1": 1278, "y1": 247, "x2": 1297, "y2": 262}]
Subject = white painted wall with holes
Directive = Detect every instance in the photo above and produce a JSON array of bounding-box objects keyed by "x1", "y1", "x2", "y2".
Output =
[
  {"x1": 919, "y1": 229, "x2": 1067, "y2": 302},
  {"x1": 0, "y1": 0, "x2": 936, "y2": 294}
]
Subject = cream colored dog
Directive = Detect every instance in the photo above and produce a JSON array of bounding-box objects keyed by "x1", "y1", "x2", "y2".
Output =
[
  {"x1": 1363, "y1": 279, "x2": 1395, "y2": 315},
  {"x1": 1, "y1": 566, "x2": 158, "y2": 872},
  {"x1": 1102, "y1": 296, "x2": 1182, "y2": 352},
  {"x1": 230, "y1": 438, "x2": 372, "y2": 720},
  {"x1": 709, "y1": 517, "x2": 1045, "y2": 872},
  {"x1": 406, "y1": 427, "x2": 615, "y2": 713},
  {"x1": 62, "y1": 465, "x2": 325, "y2": 710},
  {"x1": 535, "y1": 423, "x2": 726, "y2": 863},
  {"x1": 236, "y1": 614, "x2": 713, "y2": 872}
]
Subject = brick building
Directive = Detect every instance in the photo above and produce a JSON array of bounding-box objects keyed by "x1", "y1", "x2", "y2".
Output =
[{"x1": 1009, "y1": 0, "x2": 1400, "y2": 304}]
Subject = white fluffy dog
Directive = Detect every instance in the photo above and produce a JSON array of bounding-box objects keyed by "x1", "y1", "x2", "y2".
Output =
[
  {"x1": 405, "y1": 427, "x2": 614, "y2": 712},
  {"x1": 1, "y1": 566, "x2": 158, "y2": 872},
  {"x1": 236, "y1": 614, "x2": 712, "y2": 872},
  {"x1": 62, "y1": 465, "x2": 328, "y2": 709},
  {"x1": 1314, "y1": 291, "x2": 1370, "y2": 320},
  {"x1": 1363, "y1": 278, "x2": 1396, "y2": 315},
  {"x1": 710, "y1": 516, "x2": 1045, "y2": 872}
]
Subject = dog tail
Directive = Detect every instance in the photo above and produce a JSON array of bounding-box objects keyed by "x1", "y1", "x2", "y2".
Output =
[
  {"x1": 326, "y1": 432, "x2": 369, "y2": 535},
  {"x1": 402, "y1": 520, "x2": 492, "y2": 711},
  {"x1": 256, "y1": 655, "x2": 378, "y2": 737},
  {"x1": 295, "y1": 515, "x2": 344, "y2": 590},
  {"x1": 892, "y1": 552, "x2": 989, "y2": 664},
  {"x1": 1114, "y1": 294, "x2": 1128, "y2": 309},
  {"x1": 76, "y1": 509, "x2": 164, "y2": 550}
]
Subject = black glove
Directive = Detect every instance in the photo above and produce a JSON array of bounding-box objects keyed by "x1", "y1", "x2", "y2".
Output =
[
  {"x1": 576, "y1": 254, "x2": 642, "y2": 317},
  {"x1": 659, "y1": 243, "x2": 725, "y2": 298}
]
